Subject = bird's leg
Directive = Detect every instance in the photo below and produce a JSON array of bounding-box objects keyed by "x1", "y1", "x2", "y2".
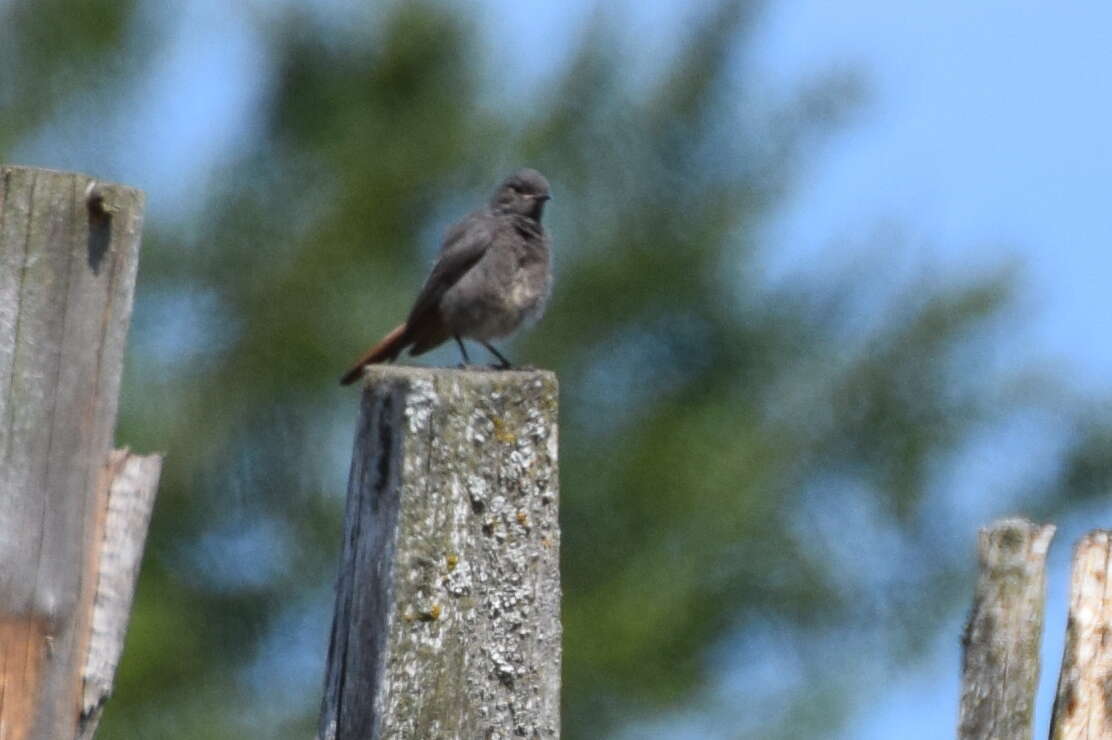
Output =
[
  {"x1": 481, "y1": 341, "x2": 512, "y2": 370},
  {"x1": 454, "y1": 335, "x2": 472, "y2": 368}
]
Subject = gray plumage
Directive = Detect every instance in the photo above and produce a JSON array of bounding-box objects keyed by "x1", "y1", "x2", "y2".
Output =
[{"x1": 340, "y1": 168, "x2": 552, "y2": 385}]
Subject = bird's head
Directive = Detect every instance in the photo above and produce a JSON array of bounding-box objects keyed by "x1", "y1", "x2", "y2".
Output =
[{"x1": 491, "y1": 168, "x2": 551, "y2": 221}]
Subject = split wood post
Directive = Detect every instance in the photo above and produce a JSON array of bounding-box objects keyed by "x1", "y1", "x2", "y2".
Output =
[
  {"x1": 1049, "y1": 530, "x2": 1112, "y2": 738},
  {"x1": 958, "y1": 517, "x2": 1055, "y2": 740},
  {"x1": 319, "y1": 366, "x2": 561, "y2": 740},
  {"x1": 0, "y1": 165, "x2": 161, "y2": 740}
]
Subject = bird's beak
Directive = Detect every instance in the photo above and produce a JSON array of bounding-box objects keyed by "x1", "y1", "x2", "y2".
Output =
[{"x1": 534, "y1": 194, "x2": 552, "y2": 202}]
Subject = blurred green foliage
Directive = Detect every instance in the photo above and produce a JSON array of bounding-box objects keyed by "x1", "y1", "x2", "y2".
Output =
[{"x1": 3, "y1": 1, "x2": 1111, "y2": 738}]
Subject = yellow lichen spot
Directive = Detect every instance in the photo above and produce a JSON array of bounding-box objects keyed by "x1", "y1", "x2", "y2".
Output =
[
  {"x1": 516, "y1": 511, "x2": 529, "y2": 527},
  {"x1": 418, "y1": 604, "x2": 442, "y2": 622},
  {"x1": 491, "y1": 417, "x2": 517, "y2": 444},
  {"x1": 537, "y1": 392, "x2": 558, "y2": 413},
  {"x1": 446, "y1": 553, "x2": 459, "y2": 571}
]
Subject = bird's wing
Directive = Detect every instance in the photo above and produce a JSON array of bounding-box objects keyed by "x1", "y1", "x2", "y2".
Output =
[
  {"x1": 339, "y1": 212, "x2": 496, "y2": 384},
  {"x1": 404, "y1": 211, "x2": 493, "y2": 326}
]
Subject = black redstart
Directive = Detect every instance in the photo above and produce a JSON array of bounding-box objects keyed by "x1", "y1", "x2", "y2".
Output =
[{"x1": 340, "y1": 168, "x2": 553, "y2": 385}]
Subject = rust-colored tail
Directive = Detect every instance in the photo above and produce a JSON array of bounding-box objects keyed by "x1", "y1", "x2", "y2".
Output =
[{"x1": 339, "y1": 323, "x2": 409, "y2": 385}]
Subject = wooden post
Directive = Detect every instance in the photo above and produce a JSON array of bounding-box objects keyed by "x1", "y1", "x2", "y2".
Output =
[
  {"x1": 1049, "y1": 530, "x2": 1112, "y2": 738},
  {"x1": 319, "y1": 366, "x2": 561, "y2": 740},
  {"x1": 0, "y1": 166, "x2": 161, "y2": 740},
  {"x1": 958, "y1": 518, "x2": 1055, "y2": 740}
]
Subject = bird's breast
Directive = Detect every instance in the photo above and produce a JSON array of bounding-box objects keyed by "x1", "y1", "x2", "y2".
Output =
[{"x1": 439, "y1": 239, "x2": 549, "y2": 340}]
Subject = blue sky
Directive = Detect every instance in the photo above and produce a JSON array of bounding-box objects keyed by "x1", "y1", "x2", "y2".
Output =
[{"x1": 755, "y1": 0, "x2": 1112, "y2": 394}]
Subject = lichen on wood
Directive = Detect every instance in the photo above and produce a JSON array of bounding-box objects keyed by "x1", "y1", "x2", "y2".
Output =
[{"x1": 320, "y1": 366, "x2": 561, "y2": 740}]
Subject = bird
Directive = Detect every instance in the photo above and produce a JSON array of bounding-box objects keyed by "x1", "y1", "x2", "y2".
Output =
[{"x1": 339, "y1": 168, "x2": 553, "y2": 385}]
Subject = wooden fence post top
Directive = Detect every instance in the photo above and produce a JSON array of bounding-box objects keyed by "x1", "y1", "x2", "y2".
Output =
[
  {"x1": 355, "y1": 363, "x2": 558, "y2": 388},
  {"x1": 1050, "y1": 530, "x2": 1112, "y2": 739},
  {"x1": 0, "y1": 163, "x2": 145, "y2": 211},
  {"x1": 321, "y1": 364, "x2": 560, "y2": 740},
  {"x1": 959, "y1": 518, "x2": 1055, "y2": 740},
  {"x1": 0, "y1": 165, "x2": 158, "y2": 740},
  {"x1": 976, "y1": 517, "x2": 1056, "y2": 570}
]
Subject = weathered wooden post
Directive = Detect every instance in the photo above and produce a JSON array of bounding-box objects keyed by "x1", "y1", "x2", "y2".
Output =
[
  {"x1": 0, "y1": 166, "x2": 161, "y2": 740},
  {"x1": 958, "y1": 517, "x2": 1055, "y2": 740},
  {"x1": 319, "y1": 366, "x2": 560, "y2": 740},
  {"x1": 1049, "y1": 530, "x2": 1112, "y2": 738}
]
